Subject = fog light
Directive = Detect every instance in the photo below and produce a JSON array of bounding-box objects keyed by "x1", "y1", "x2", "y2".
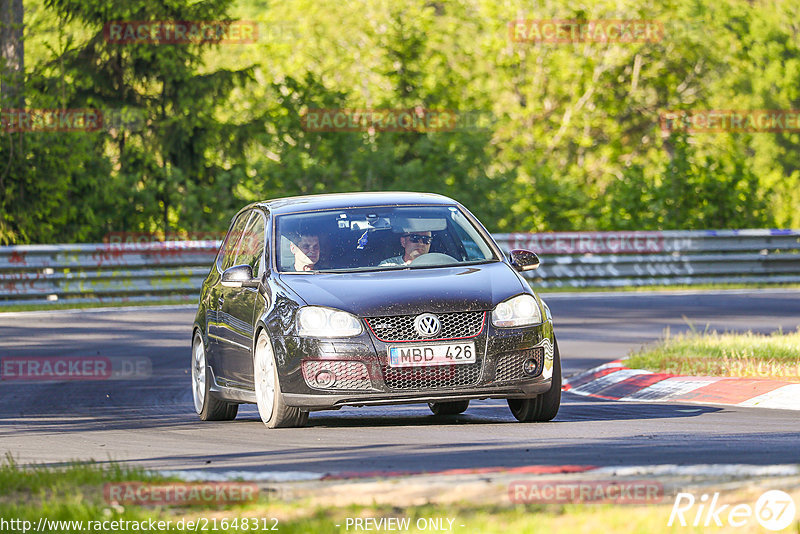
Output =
[
  {"x1": 523, "y1": 358, "x2": 539, "y2": 376},
  {"x1": 315, "y1": 370, "x2": 336, "y2": 388}
]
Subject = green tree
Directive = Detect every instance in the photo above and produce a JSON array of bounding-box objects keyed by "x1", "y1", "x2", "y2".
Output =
[
  {"x1": 36, "y1": 0, "x2": 261, "y2": 237},
  {"x1": 6, "y1": 0, "x2": 800, "y2": 244}
]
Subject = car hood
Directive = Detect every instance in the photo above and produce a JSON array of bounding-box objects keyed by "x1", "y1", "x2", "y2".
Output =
[{"x1": 278, "y1": 261, "x2": 528, "y2": 316}]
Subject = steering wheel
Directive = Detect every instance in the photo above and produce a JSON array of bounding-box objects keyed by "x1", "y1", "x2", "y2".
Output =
[{"x1": 409, "y1": 252, "x2": 458, "y2": 266}]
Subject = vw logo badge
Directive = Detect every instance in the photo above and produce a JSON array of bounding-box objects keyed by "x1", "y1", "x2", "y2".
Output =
[{"x1": 414, "y1": 313, "x2": 441, "y2": 337}]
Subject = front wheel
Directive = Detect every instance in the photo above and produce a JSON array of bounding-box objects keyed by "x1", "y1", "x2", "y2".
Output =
[
  {"x1": 192, "y1": 332, "x2": 238, "y2": 421},
  {"x1": 507, "y1": 338, "x2": 561, "y2": 422},
  {"x1": 254, "y1": 331, "x2": 308, "y2": 428},
  {"x1": 428, "y1": 400, "x2": 470, "y2": 415}
]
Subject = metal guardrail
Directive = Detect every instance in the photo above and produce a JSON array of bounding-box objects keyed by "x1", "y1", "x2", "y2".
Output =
[
  {"x1": 1, "y1": 230, "x2": 799, "y2": 305},
  {"x1": 494, "y1": 229, "x2": 800, "y2": 288},
  {"x1": 0, "y1": 241, "x2": 219, "y2": 305}
]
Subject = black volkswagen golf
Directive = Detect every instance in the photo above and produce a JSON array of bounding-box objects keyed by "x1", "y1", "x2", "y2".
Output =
[{"x1": 191, "y1": 192, "x2": 560, "y2": 428}]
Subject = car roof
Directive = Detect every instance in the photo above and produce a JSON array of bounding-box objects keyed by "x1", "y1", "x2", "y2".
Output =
[{"x1": 246, "y1": 192, "x2": 460, "y2": 216}]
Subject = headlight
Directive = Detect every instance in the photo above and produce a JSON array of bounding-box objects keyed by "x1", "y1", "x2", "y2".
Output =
[
  {"x1": 492, "y1": 294, "x2": 542, "y2": 327},
  {"x1": 297, "y1": 306, "x2": 363, "y2": 337}
]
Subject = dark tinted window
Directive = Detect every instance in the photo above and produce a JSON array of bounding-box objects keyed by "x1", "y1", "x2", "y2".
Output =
[
  {"x1": 217, "y1": 212, "x2": 250, "y2": 271},
  {"x1": 274, "y1": 205, "x2": 496, "y2": 272},
  {"x1": 235, "y1": 211, "x2": 265, "y2": 274}
]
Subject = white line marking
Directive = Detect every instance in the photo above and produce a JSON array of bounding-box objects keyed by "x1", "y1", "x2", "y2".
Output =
[
  {"x1": 570, "y1": 369, "x2": 651, "y2": 395},
  {"x1": 158, "y1": 469, "x2": 325, "y2": 482},
  {"x1": 564, "y1": 361, "x2": 625, "y2": 383},
  {"x1": 738, "y1": 384, "x2": 800, "y2": 411},
  {"x1": 619, "y1": 377, "x2": 720, "y2": 401},
  {"x1": 595, "y1": 464, "x2": 800, "y2": 477},
  {"x1": 157, "y1": 464, "x2": 800, "y2": 483}
]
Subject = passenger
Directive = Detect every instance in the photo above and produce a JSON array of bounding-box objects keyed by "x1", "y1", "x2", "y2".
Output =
[
  {"x1": 379, "y1": 231, "x2": 432, "y2": 266},
  {"x1": 287, "y1": 230, "x2": 321, "y2": 271}
]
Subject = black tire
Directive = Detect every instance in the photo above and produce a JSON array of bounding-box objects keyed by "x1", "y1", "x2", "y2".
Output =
[
  {"x1": 428, "y1": 400, "x2": 470, "y2": 415},
  {"x1": 254, "y1": 331, "x2": 307, "y2": 428},
  {"x1": 192, "y1": 332, "x2": 239, "y2": 421},
  {"x1": 295, "y1": 409, "x2": 310, "y2": 427},
  {"x1": 507, "y1": 338, "x2": 562, "y2": 422}
]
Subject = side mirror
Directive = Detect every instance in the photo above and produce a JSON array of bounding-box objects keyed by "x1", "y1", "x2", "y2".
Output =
[
  {"x1": 221, "y1": 264, "x2": 260, "y2": 288},
  {"x1": 509, "y1": 249, "x2": 540, "y2": 272}
]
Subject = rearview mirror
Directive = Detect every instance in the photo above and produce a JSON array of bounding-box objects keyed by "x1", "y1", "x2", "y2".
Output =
[
  {"x1": 509, "y1": 249, "x2": 540, "y2": 272},
  {"x1": 221, "y1": 265, "x2": 260, "y2": 288}
]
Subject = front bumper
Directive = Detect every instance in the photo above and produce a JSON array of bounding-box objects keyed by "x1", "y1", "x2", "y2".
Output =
[
  {"x1": 276, "y1": 318, "x2": 556, "y2": 410},
  {"x1": 284, "y1": 379, "x2": 553, "y2": 409}
]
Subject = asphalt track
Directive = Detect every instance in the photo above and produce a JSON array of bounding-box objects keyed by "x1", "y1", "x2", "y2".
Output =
[{"x1": 1, "y1": 290, "x2": 799, "y2": 476}]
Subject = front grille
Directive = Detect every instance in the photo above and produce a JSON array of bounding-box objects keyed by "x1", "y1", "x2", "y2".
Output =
[
  {"x1": 494, "y1": 347, "x2": 544, "y2": 383},
  {"x1": 365, "y1": 311, "x2": 485, "y2": 342},
  {"x1": 382, "y1": 362, "x2": 481, "y2": 390},
  {"x1": 302, "y1": 360, "x2": 373, "y2": 390}
]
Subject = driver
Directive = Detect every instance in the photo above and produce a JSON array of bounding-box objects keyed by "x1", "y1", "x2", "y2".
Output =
[
  {"x1": 287, "y1": 230, "x2": 322, "y2": 271},
  {"x1": 379, "y1": 231, "x2": 432, "y2": 266}
]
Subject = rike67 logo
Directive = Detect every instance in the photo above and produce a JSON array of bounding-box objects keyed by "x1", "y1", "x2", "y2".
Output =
[{"x1": 669, "y1": 490, "x2": 796, "y2": 531}]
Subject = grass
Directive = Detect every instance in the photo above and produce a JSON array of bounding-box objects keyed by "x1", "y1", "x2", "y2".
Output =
[
  {"x1": 0, "y1": 454, "x2": 181, "y2": 532},
  {"x1": 1, "y1": 456, "x2": 798, "y2": 533},
  {"x1": 626, "y1": 327, "x2": 800, "y2": 380},
  {"x1": 0, "y1": 453, "x2": 167, "y2": 494}
]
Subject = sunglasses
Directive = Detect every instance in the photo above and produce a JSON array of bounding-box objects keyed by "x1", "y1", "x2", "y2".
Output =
[{"x1": 402, "y1": 233, "x2": 433, "y2": 244}]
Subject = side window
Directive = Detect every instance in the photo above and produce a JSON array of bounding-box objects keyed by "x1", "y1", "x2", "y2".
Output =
[
  {"x1": 217, "y1": 212, "x2": 250, "y2": 272},
  {"x1": 449, "y1": 210, "x2": 494, "y2": 261},
  {"x1": 234, "y1": 211, "x2": 265, "y2": 275}
]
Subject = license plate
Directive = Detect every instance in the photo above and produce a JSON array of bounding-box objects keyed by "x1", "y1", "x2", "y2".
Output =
[{"x1": 388, "y1": 342, "x2": 476, "y2": 367}]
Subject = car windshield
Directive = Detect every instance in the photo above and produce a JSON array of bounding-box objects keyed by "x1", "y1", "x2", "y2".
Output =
[{"x1": 275, "y1": 205, "x2": 497, "y2": 273}]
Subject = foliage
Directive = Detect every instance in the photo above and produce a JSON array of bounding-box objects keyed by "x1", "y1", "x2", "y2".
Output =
[{"x1": 2, "y1": 0, "x2": 799, "y2": 243}]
